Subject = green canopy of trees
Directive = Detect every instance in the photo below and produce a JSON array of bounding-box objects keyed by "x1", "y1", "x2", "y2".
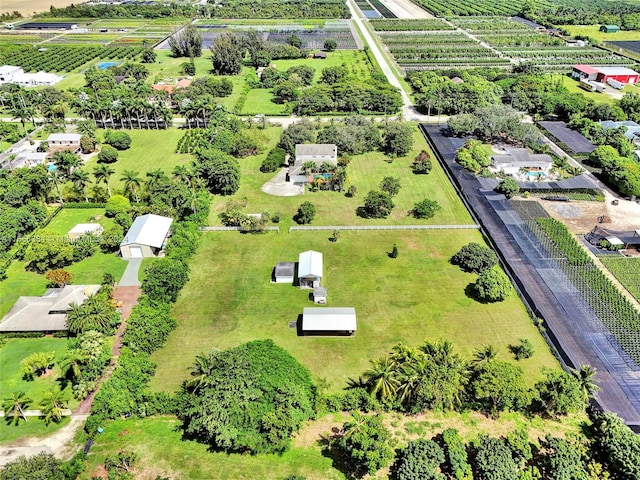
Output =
[
  {"x1": 451, "y1": 243, "x2": 498, "y2": 274},
  {"x1": 178, "y1": 340, "x2": 316, "y2": 454}
]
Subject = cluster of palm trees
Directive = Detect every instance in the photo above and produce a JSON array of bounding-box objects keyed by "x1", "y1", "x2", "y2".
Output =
[
  {"x1": 361, "y1": 341, "x2": 599, "y2": 414},
  {"x1": 66, "y1": 292, "x2": 117, "y2": 334},
  {"x1": 3, "y1": 390, "x2": 68, "y2": 426}
]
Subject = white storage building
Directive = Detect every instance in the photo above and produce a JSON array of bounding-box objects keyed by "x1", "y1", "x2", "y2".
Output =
[{"x1": 120, "y1": 214, "x2": 173, "y2": 258}]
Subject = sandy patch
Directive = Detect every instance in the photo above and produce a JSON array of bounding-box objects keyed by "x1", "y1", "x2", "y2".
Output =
[{"x1": 2, "y1": 0, "x2": 78, "y2": 16}]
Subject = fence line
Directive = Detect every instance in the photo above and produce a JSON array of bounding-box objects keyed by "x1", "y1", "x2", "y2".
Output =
[
  {"x1": 289, "y1": 224, "x2": 480, "y2": 232},
  {"x1": 200, "y1": 226, "x2": 280, "y2": 232}
]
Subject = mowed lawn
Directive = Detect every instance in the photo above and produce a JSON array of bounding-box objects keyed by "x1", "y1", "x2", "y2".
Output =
[
  {"x1": 0, "y1": 337, "x2": 77, "y2": 444},
  {"x1": 150, "y1": 229, "x2": 558, "y2": 393},
  {"x1": 560, "y1": 25, "x2": 640, "y2": 43},
  {"x1": 208, "y1": 128, "x2": 473, "y2": 227},
  {"x1": 84, "y1": 129, "x2": 190, "y2": 191}
]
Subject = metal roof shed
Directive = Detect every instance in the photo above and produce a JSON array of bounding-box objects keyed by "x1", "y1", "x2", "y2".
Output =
[
  {"x1": 298, "y1": 250, "x2": 323, "y2": 288},
  {"x1": 120, "y1": 214, "x2": 173, "y2": 258},
  {"x1": 302, "y1": 307, "x2": 356, "y2": 335}
]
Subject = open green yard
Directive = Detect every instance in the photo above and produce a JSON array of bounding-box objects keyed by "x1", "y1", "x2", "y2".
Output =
[
  {"x1": 84, "y1": 129, "x2": 190, "y2": 191},
  {"x1": 40, "y1": 208, "x2": 114, "y2": 236},
  {"x1": 208, "y1": 128, "x2": 473, "y2": 227},
  {"x1": 150, "y1": 229, "x2": 558, "y2": 393},
  {"x1": 0, "y1": 337, "x2": 77, "y2": 444}
]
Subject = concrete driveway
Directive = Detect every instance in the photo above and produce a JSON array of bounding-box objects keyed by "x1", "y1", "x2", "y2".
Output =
[
  {"x1": 261, "y1": 169, "x2": 305, "y2": 196},
  {"x1": 119, "y1": 258, "x2": 142, "y2": 286}
]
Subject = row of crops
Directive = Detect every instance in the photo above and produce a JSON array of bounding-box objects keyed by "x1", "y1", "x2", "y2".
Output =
[
  {"x1": 370, "y1": 19, "x2": 454, "y2": 31},
  {"x1": 0, "y1": 33, "x2": 55, "y2": 44},
  {"x1": 376, "y1": 15, "x2": 633, "y2": 71},
  {"x1": 531, "y1": 218, "x2": 640, "y2": 364},
  {"x1": 599, "y1": 256, "x2": 640, "y2": 304},
  {"x1": 410, "y1": 0, "x2": 551, "y2": 16},
  {"x1": 0, "y1": 45, "x2": 143, "y2": 72},
  {"x1": 377, "y1": 30, "x2": 509, "y2": 70}
]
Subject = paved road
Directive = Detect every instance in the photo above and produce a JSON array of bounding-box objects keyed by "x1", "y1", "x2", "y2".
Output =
[{"x1": 346, "y1": 0, "x2": 430, "y2": 121}]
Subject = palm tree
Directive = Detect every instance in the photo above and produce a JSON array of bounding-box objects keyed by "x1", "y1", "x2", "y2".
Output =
[
  {"x1": 11, "y1": 105, "x2": 35, "y2": 136},
  {"x1": 471, "y1": 344, "x2": 498, "y2": 369},
  {"x1": 363, "y1": 356, "x2": 399, "y2": 402},
  {"x1": 61, "y1": 348, "x2": 89, "y2": 381},
  {"x1": 52, "y1": 150, "x2": 81, "y2": 178},
  {"x1": 571, "y1": 364, "x2": 600, "y2": 401},
  {"x1": 70, "y1": 169, "x2": 91, "y2": 202},
  {"x1": 40, "y1": 390, "x2": 68, "y2": 425},
  {"x1": 66, "y1": 295, "x2": 114, "y2": 334},
  {"x1": 3, "y1": 391, "x2": 31, "y2": 426},
  {"x1": 172, "y1": 165, "x2": 192, "y2": 184},
  {"x1": 94, "y1": 164, "x2": 115, "y2": 197},
  {"x1": 76, "y1": 119, "x2": 97, "y2": 138},
  {"x1": 187, "y1": 349, "x2": 220, "y2": 391},
  {"x1": 121, "y1": 170, "x2": 142, "y2": 202},
  {"x1": 145, "y1": 168, "x2": 167, "y2": 191}
]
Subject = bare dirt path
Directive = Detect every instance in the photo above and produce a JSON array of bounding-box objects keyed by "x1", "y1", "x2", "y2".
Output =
[{"x1": 378, "y1": 0, "x2": 434, "y2": 19}]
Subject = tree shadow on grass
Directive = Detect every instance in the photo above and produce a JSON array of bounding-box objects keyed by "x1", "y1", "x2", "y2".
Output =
[{"x1": 318, "y1": 431, "x2": 366, "y2": 480}]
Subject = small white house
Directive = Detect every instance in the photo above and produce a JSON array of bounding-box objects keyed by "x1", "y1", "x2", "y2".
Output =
[
  {"x1": 120, "y1": 214, "x2": 173, "y2": 258},
  {"x1": 0, "y1": 65, "x2": 22, "y2": 84},
  {"x1": 274, "y1": 262, "x2": 295, "y2": 283},
  {"x1": 0, "y1": 65, "x2": 62, "y2": 87},
  {"x1": 47, "y1": 133, "x2": 82, "y2": 152},
  {"x1": 490, "y1": 148, "x2": 553, "y2": 177},
  {"x1": 68, "y1": 223, "x2": 103, "y2": 240},
  {"x1": 298, "y1": 250, "x2": 323, "y2": 288},
  {"x1": 301, "y1": 307, "x2": 356, "y2": 335}
]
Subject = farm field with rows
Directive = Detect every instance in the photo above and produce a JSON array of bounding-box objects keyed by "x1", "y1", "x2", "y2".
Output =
[
  {"x1": 599, "y1": 256, "x2": 640, "y2": 304},
  {"x1": 410, "y1": 0, "x2": 551, "y2": 16},
  {"x1": 372, "y1": 19, "x2": 509, "y2": 70},
  {"x1": 0, "y1": 45, "x2": 143, "y2": 72}
]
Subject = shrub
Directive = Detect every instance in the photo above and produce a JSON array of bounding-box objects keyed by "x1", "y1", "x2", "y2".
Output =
[
  {"x1": 294, "y1": 201, "x2": 316, "y2": 224},
  {"x1": 179, "y1": 340, "x2": 315, "y2": 454},
  {"x1": 451, "y1": 243, "x2": 498, "y2": 274},
  {"x1": 473, "y1": 266, "x2": 512, "y2": 302},
  {"x1": 45, "y1": 268, "x2": 72, "y2": 287},
  {"x1": 104, "y1": 195, "x2": 130, "y2": 217},
  {"x1": 411, "y1": 150, "x2": 433, "y2": 174},
  {"x1": 141, "y1": 258, "x2": 190, "y2": 304},
  {"x1": 324, "y1": 38, "x2": 337, "y2": 51},
  {"x1": 260, "y1": 147, "x2": 286, "y2": 173},
  {"x1": 510, "y1": 338, "x2": 534, "y2": 360},
  {"x1": 97, "y1": 145, "x2": 118, "y2": 164},
  {"x1": 380, "y1": 176, "x2": 401, "y2": 196},
  {"x1": 104, "y1": 130, "x2": 132, "y2": 150},
  {"x1": 346, "y1": 185, "x2": 357, "y2": 197},
  {"x1": 390, "y1": 439, "x2": 445, "y2": 480},
  {"x1": 495, "y1": 178, "x2": 520, "y2": 199},
  {"x1": 358, "y1": 190, "x2": 394, "y2": 218},
  {"x1": 412, "y1": 199, "x2": 440, "y2": 219}
]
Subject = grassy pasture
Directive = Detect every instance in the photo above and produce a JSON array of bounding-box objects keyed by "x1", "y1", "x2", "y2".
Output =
[
  {"x1": 560, "y1": 25, "x2": 640, "y2": 43},
  {"x1": 150, "y1": 229, "x2": 557, "y2": 393}
]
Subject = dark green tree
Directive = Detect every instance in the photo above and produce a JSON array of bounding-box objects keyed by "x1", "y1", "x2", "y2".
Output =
[
  {"x1": 324, "y1": 38, "x2": 337, "y2": 51},
  {"x1": 451, "y1": 243, "x2": 498, "y2": 274},
  {"x1": 495, "y1": 178, "x2": 520, "y2": 199},
  {"x1": 390, "y1": 439, "x2": 446, "y2": 480},
  {"x1": 474, "y1": 266, "x2": 512, "y2": 302},
  {"x1": 0, "y1": 453, "x2": 64, "y2": 480},
  {"x1": 169, "y1": 23, "x2": 203, "y2": 57},
  {"x1": 331, "y1": 412, "x2": 394, "y2": 477},
  {"x1": 380, "y1": 176, "x2": 401, "y2": 196},
  {"x1": 472, "y1": 435, "x2": 519, "y2": 480},
  {"x1": 472, "y1": 361, "x2": 531, "y2": 414},
  {"x1": 358, "y1": 190, "x2": 394, "y2": 219},
  {"x1": 294, "y1": 201, "x2": 316, "y2": 225},
  {"x1": 141, "y1": 258, "x2": 190, "y2": 304},
  {"x1": 211, "y1": 33, "x2": 244, "y2": 75},
  {"x1": 412, "y1": 199, "x2": 441, "y2": 219},
  {"x1": 535, "y1": 368, "x2": 586, "y2": 417},
  {"x1": 382, "y1": 122, "x2": 414, "y2": 157},
  {"x1": 194, "y1": 149, "x2": 241, "y2": 195},
  {"x1": 97, "y1": 145, "x2": 119, "y2": 164}
]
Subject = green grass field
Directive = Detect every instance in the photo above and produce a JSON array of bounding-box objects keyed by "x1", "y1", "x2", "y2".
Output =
[
  {"x1": 599, "y1": 256, "x2": 640, "y2": 303},
  {"x1": 560, "y1": 25, "x2": 640, "y2": 43},
  {"x1": 150, "y1": 229, "x2": 557, "y2": 393},
  {"x1": 0, "y1": 337, "x2": 77, "y2": 444},
  {"x1": 84, "y1": 129, "x2": 190, "y2": 191},
  {"x1": 208, "y1": 128, "x2": 473, "y2": 227}
]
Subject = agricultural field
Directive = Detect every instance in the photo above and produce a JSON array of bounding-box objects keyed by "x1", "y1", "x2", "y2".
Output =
[
  {"x1": 410, "y1": 0, "x2": 550, "y2": 16},
  {"x1": 599, "y1": 256, "x2": 640, "y2": 303},
  {"x1": 0, "y1": 45, "x2": 143, "y2": 73},
  {"x1": 370, "y1": 18, "x2": 455, "y2": 31},
  {"x1": 161, "y1": 19, "x2": 360, "y2": 51},
  {"x1": 376, "y1": 30, "x2": 509, "y2": 70},
  {"x1": 560, "y1": 25, "x2": 640, "y2": 43}
]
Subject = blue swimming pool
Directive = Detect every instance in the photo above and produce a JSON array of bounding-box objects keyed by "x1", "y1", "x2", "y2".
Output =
[
  {"x1": 96, "y1": 61, "x2": 119, "y2": 70},
  {"x1": 525, "y1": 171, "x2": 546, "y2": 178}
]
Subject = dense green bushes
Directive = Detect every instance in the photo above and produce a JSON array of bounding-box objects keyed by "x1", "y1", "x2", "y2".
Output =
[
  {"x1": 178, "y1": 340, "x2": 316, "y2": 454},
  {"x1": 260, "y1": 147, "x2": 286, "y2": 173}
]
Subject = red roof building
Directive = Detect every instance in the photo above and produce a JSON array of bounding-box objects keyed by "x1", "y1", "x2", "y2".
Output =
[{"x1": 572, "y1": 65, "x2": 639, "y2": 84}]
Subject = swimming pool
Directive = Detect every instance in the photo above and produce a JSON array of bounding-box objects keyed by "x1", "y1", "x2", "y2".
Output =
[
  {"x1": 96, "y1": 61, "x2": 119, "y2": 70},
  {"x1": 525, "y1": 171, "x2": 546, "y2": 179}
]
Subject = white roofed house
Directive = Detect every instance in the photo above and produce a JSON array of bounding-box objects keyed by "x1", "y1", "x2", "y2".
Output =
[
  {"x1": 298, "y1": 250, "x2": 323, "y2": 288},
  {"x1": 289, "y1": 144, "x2": 338, "y2": 183},
  {"x1": 68, "y1": 223, "x2": 103, "y2": 240},
  {"x1": 120, "y1": 214, "x2": 173, "y2": 258},
  {"x1": 301, "y1": 307, "x2": 356, "y2": 335},
  {"x1": 0, "y1": 65, "x2": 62, "y2": 87},
  {"x1": 47, "y1": 133, "x2": 82, "y2": 153}
]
